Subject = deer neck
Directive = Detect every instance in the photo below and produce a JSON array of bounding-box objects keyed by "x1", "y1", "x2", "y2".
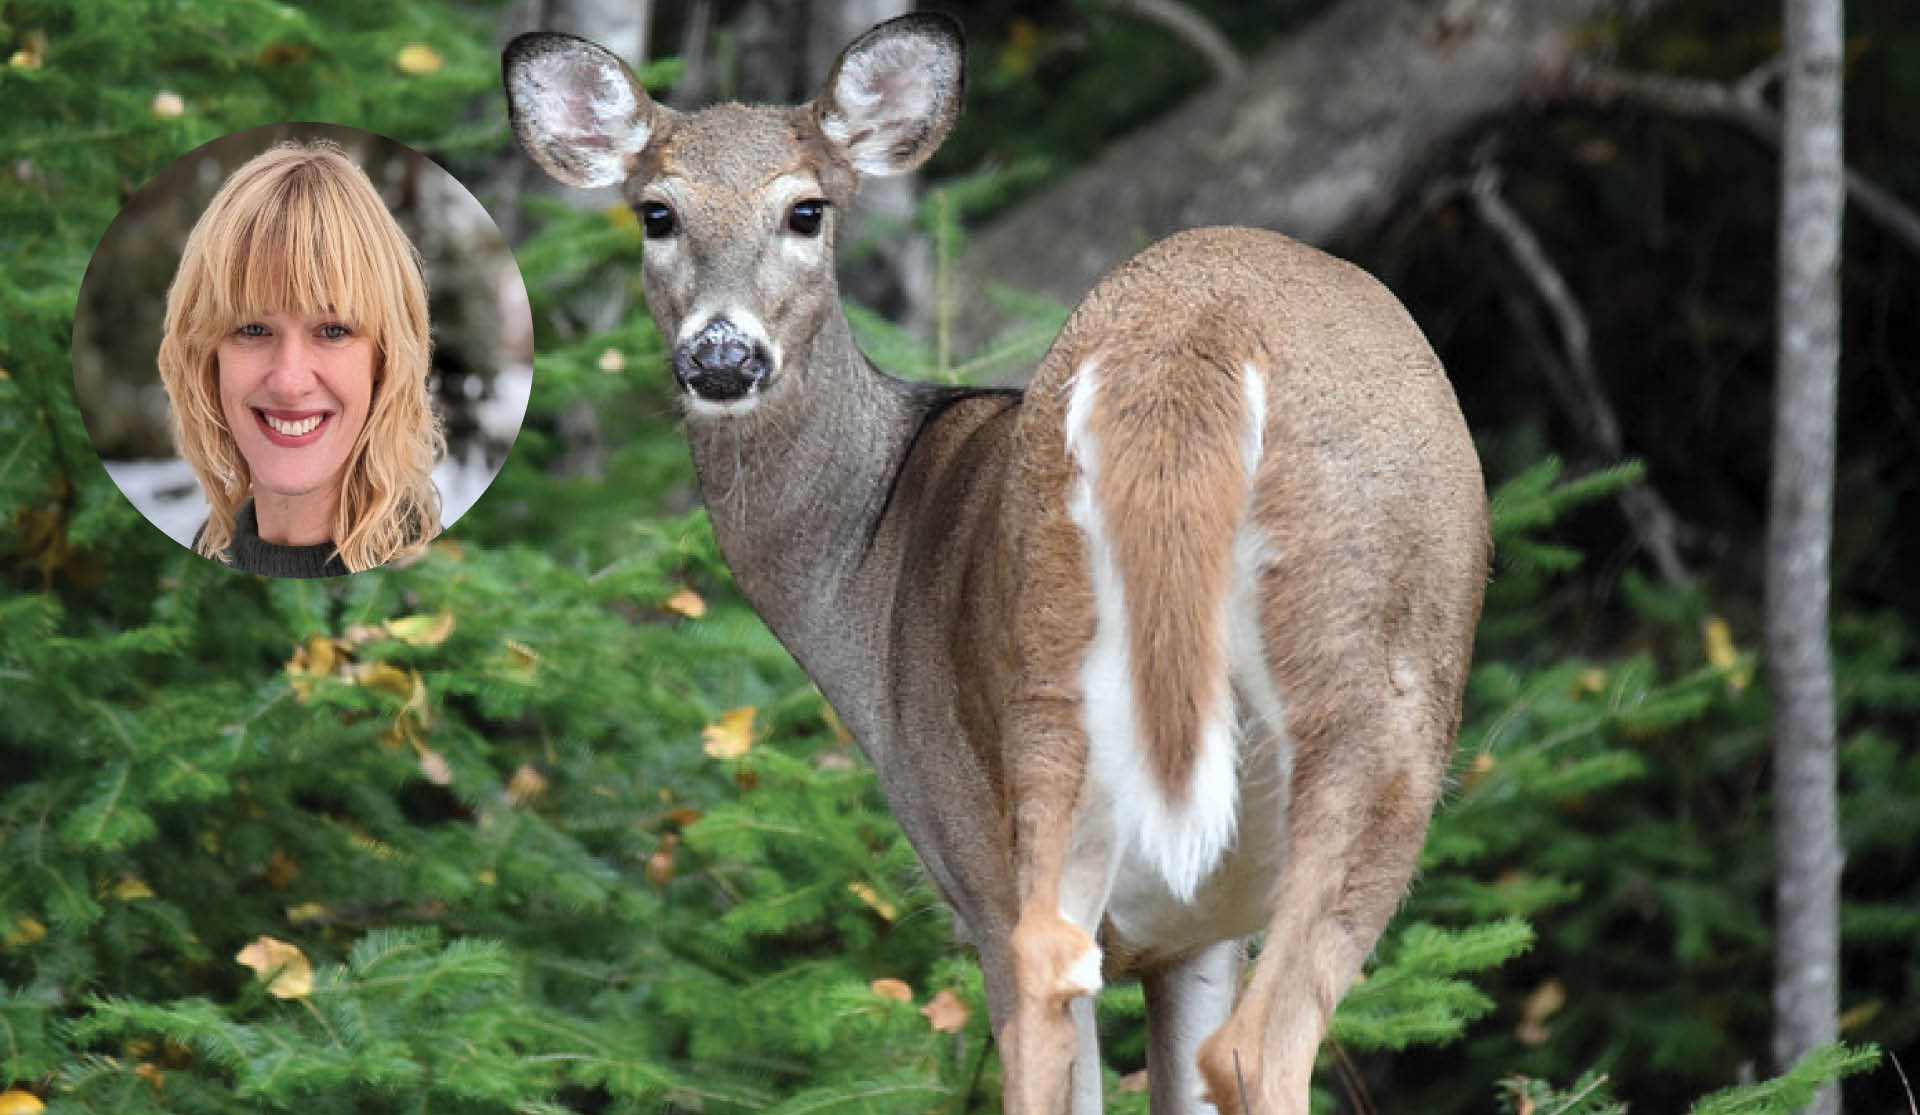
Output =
[{"x1": 682, "y1": 312, "x2": 986, "y2": 743}]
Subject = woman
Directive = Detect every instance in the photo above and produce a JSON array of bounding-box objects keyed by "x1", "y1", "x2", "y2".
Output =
[{"x1": 157, "y1": 141, "x2": 444, "y2": 577}]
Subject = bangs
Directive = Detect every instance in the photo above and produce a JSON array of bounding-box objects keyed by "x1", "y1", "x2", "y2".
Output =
[{"x1": 188, "y1": 151, "x2": 408, "y2": 346}]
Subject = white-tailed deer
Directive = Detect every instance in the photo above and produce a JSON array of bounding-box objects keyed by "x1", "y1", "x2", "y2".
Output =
[{"x1": 505, "y1": 15, "x2": 1487, "y2": 1115}]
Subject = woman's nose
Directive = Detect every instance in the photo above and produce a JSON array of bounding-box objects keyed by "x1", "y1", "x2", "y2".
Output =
[{"x1": 263, "y1": 335, "x2": 319, "y2": 395}]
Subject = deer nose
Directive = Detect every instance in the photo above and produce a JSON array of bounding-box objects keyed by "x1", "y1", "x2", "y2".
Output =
[{"x1": 674, "y1": 318, "x2": 770, "y2": 402}]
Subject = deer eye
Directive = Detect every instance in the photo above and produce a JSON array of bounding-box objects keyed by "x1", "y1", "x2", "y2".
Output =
[
  {"x1": 786, "y1": 199, "x2": 828, "y2": 237},
  {"x1": 637, "y1": 201, "x2": 677, "y2": 239}
]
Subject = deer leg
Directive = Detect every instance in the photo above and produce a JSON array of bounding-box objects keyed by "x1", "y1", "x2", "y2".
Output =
[
  {"x1": 1195, "y1": 722, "x2": 1444, "y2": 1115},
  {"x1": 1144, "y1": 939, "x2": 1243, "y2": 1115},
  {"x1": 1001, "y1": 687, "x2": 1117, "y2": 1115}
]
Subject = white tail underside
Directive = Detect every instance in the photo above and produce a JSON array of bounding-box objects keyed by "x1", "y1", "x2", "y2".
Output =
[{"x1": 1063, "y1": 363, "x2": 1270, "y2": 903}]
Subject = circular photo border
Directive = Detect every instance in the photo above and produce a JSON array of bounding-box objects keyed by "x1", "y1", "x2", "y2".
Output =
[{"x1": 73, "y1": 122, "x2": 533, "y2": 577}]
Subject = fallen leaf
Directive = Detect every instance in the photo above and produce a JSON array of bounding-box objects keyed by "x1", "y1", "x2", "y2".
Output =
[
  {"x1": 149, "y1": 90, "x2": 184, "y2": 118},
  {"x1": 506, "y1": 764, "x2": 548, "y2": 805},
  {"x1": 921, "y1": 988, "x2": 969, "y2": 1033},
  {"x1": 1117, "y1": 1070, "x2": 1149, "y2": 1094},
  {"x1": 395, "y1": 42, "x2": 443, "y2": 75},
  {"x1": 256, "y1": 42, "x2": 308, "y2": 66},
  {"x1": 646, "y1": 833, "x2": 680, "y2": 888},
  {"x1": 1702, "y1": 615, "x2": 1752, "y2": 691},
  {"x1": 848, "y1": 881, "x2": 897, "y2": 921},
  {"x1": 413, "y1": 741, "x2": 453, "y2": 786},
  {"x1": 0, "y1": 1090, "x2": 45, "y2": 1114},
  {"x1": 265, "y1": 847, "x2": 298, "y2": 889},
  {"x1": 702, "y1": 706, "x2": 756, "y2": 759},
  {"x1": 3, "y1": 915, "x2": 46, "y2": 949},
  {"x1": 355, "y1": 661, "x2": 416, "y2": 700},
  {"x1": 285, "y1": 902, "x2": 330, "y2": 926},
  {"x1": 7, "y1": 30, "x2": 46, "y2": 70},
  {"x1": 869, "y1": 977, "x2": 912, "y2": 1003},
  {"x1": 663, "y1": 587, "x2": 706, "y2": 618},
  {"x1": 286, "y1": 634, "x2": 341, "y2": 701},
  {"x1": 1837, "y1": 998, "x2": 1882, "y2": 1033},
  {"x1": 235, "y1": 936, "x2": 314, "y2": 999},
  {"x1": 502, "y1": 637, "x2": 539, "y2": 677},
  {"x1": 1515, "y1": 977, "x2": 1565, "y2": 1047},
  {"x1": 387, "y1": 611, "x2": 454, "y2": 647}
]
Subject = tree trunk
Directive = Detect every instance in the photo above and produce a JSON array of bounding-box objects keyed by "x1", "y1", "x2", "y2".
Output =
[
  {"x1": 955, "y1": 0, "x2": 1616, "y2": 348},
  {"x1": 1767, "y1": 0, "x2": 1845, "y2": 1111}
]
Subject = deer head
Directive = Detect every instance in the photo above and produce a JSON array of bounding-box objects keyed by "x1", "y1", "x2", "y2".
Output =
[{"x1": 503, "y1": 15, "x2": 964, "y2": 416}]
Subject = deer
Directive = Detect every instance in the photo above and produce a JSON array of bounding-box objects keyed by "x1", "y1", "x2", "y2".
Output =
[{"x1": 504, "y1": 13, "x2": 1488, "y2": 1115}]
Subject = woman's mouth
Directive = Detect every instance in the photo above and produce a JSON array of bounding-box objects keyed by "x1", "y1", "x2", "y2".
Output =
[{"x1": 254, "y1": 408, "x2": 333, "y2": 446}]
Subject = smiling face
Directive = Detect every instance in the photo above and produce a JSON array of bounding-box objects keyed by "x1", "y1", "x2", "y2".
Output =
[{"x1": 217, "y1": 310, "x2": 375, "y2": 529}]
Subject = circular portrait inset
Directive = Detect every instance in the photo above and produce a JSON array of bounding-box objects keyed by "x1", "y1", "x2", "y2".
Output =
[{"x1": 74, "y1": 123, "x2": 533, "y2": 578}]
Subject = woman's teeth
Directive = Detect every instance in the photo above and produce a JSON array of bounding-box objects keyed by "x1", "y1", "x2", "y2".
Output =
[{"x1": 263, "y1": 413, "x2": 324, "y2": 437}]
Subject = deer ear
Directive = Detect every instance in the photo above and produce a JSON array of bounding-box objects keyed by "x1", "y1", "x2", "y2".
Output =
[
  {"x1": 503, "y1": 32, "x2": 665, "y2": 189},
  {"x1": 814, "y1": 13, "x2": 966, "y2": 178}
]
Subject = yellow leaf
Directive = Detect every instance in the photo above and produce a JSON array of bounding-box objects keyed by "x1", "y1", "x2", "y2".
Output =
[
  {"x1": 502, "y1": 637, "x2": 539, "y2": 677},
  {"x1": 848, "y1": 881, "x2": 897, "y2": 921},
  {"x1": 0, "y1": 1090, "x2": 45, "y2": 1114},
  {"x1": 920, "y1": 988, "x2": 969, "y2": 1033},
  {"x1": 7, "y1": 30, "x2": 46, "y2": 70},
  {"x1": 285, "y1": 902, "x2": 330, "y2": 925},
  {"x1": 702, "y1": 706, "x2": 756, "y2": 759},
  {"x1": 475, "y1": 869, "x2": 497, "y2": 886},
  {"x1": 413, "y1": 741, "x2": 453, "y2": 786},
  {"x1": 386, "y1": 611, "x2": 454, "y2": 647},
  {"x1": 646, "y1": 832, "x2": 680, "y2": 888},
  {"x1": 235, "y1": 936, "x2": 314, "y2": 999},
  {"x1": 286, "y1": 634, "x2": 341, "y2": 701},
  {"x1": 1837, "y1": 998, "x2": 1882, "y2": 1033},
  {"x1": 506, "y1": 763, "x2": 548, "y2": 805},
  {"x1": 663, "y1": 587, "x2": 706, "y2": 618},
  {"x1": 1515, "y1": 977, "x2": 1565, "y2": 1047},
  {"x1": 355, "y1": 661, "x2": 416, "y2": 699},
  {"x1": 113, "y1": 874, "x2": 155, "y2": 901},
  {"x1": 1702, "y1": 615, "x2": 1737, "y2": 669},
  {"x1": 149, "y1": 90, "x2": 184, "y2": 118},
  {"x1": 869, "y1": 977, "x2": 913, "y2": 1003},
  {"x1": 1573, "y1": 667, "x2": 1607, "y2": 695},
  {"x1": 395, "y1": 42, "x2": 443, "y2": 75},
  {"x1": 1702, "y1": 615, "x2": 1752, "y2": 691},
  {"x1": 3, "y1": 915, "x2": 46, "y2": 949}
]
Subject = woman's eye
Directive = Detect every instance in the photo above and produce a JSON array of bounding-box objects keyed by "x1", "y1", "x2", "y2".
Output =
[
  {"x1": 638, "y1": 201, "x2": 677, "y2": 239},
  {"x1": 319, "y1": 323, "x2": 352, "y2": 341},
  {"x1": 786, "y1": 199, "x2": 828, "y2": 237},
  {"x1": 236, "y1": 322, "x2": 269, "y2": 338}
]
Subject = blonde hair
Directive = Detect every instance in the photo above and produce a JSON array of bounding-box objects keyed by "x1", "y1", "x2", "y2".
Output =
[{"x1": 157, "y1": 140, "x2": 443, "y2": 573}]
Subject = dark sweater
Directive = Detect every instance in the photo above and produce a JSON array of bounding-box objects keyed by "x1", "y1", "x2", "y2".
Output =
[{"x1": 198, "y1": 500, "x2": 350, "y2": 579}]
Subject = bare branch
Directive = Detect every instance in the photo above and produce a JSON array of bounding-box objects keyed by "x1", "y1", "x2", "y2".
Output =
[
  {"x1": 1452, "y1": 161, "x2": 1695, "y2": 586},
  {"x1": 1113, "y1": 0, "x2": 1247, "y2": 84},
  {"x1": 1574, "y1": 58, "x2": 1920, "y2": 257}
]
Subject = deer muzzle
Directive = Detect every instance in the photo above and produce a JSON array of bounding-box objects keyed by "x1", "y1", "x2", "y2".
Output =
[{"x1": 674, "y1": 317, "x2": 771, "y2": 404}]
